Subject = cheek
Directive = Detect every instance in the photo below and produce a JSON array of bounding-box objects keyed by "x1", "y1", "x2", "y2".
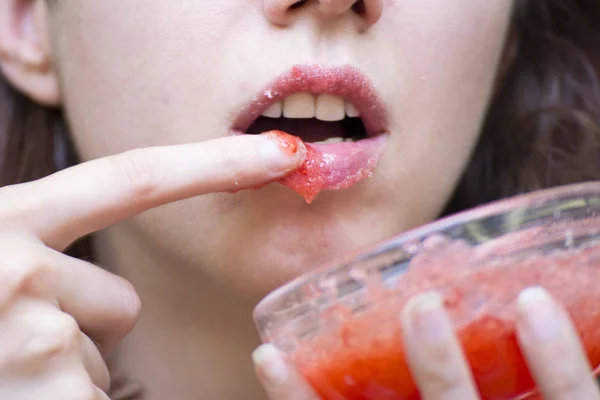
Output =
[
  {"x1": 382, "y1": 4, "x2": 513, "y2": 162},
  {"x1": 368, "y1": 1, "x2": 514, "y2": 225},
  {"x1": 50, "y1": 1, "x2": 253, "y2": 161},
  {"x1": 381, "y1": 1, "x2": 512, "y2": 118}
]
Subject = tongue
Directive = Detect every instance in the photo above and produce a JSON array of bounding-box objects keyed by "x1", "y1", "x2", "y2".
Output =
[
  {"x1": 248, "y1": 117, "x2": 345, "y2": 142},
  {"x1": 262, "y1": 130, "x2": 387, "y2": 203}
]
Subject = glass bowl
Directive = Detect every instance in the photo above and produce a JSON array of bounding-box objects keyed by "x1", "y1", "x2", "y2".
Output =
[{"x1": 253, "y1": 182, "x2": 600, "y2": 400}]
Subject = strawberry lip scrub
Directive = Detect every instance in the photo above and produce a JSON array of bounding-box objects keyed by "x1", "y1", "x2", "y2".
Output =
[
  {"x1": 253, "y1": 182, "x2": 600, "y2": 400},
  {"x1": 261, "y1": 130, "x2": 387, "y2": 203}
]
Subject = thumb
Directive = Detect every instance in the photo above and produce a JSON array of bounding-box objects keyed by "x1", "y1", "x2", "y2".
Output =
[{"x1": 252, "y1": 344, "x2": 321, "y2": 400}]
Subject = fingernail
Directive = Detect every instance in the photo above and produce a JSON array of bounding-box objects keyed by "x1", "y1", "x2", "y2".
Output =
[
  {"x1": 402, "y1": 291, "x2": 449, "y2": 343},
  {"x1": 261, "y1": 133, "x2": 305, "y2": 173},
  {"x1": 517, "y1": 286, "x2": 560, "y2": 342},
  {"x1": 252, "y1": 344, "x2": 289, "y2": 384}
]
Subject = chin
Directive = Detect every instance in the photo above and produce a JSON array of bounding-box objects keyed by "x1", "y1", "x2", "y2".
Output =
[
  {"x1": 218, "y1": 211, "x2": 394, "y2": 301},
  {"x1": 229, "y1": 246, "x2": 349, "y2": 302}
]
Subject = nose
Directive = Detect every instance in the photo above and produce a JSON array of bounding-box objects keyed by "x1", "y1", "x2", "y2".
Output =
[{"x1": 264, "y1": 0, "x2": 383, "y2": 30}]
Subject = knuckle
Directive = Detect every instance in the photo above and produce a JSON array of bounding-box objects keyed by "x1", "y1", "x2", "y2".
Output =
[
  {"x1": 31, "y1": 313, "x2": 81, "y2": 359},
  {"x1": 218, "y1": 147, "x2": 246, "y2": 182},
  {"x1": 0, "y1": 250, "x2": 56, "y2": 302},
  {"x1": 0, "y1": 186, "x2": 23, "y2": 225},
  {"x1": 113, "y1": 149, "x2": 162, "y2": 198},
  {"x1": 0, "y1": 185, "x2": 54, "y2": 232}
]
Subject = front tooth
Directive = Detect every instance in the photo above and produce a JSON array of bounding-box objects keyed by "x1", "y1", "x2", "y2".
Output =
[
  {"x1": 315, "y1": 94, "x2": 345, "y2": 122},
  {"x1": 345, "y1": 102, "x2": 359, "y2": 118},
  {"x1": 262, "y1": 102, "x2": 282, "y2": 118},
  {"x1": 283, "y1": 93, "x2": 316, "y2": 118}
]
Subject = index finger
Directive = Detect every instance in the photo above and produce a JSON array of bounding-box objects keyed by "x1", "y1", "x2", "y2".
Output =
[{"x1": 1, "y1": 133, "x2": 304, "y2": 250}]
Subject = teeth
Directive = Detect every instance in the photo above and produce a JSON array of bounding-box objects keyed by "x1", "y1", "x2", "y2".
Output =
[
  {"x1": 315, "y1": 94, "x2": 345, "y2": 122},
  {"x1": 261, "y1": 102, "x2": 282, "y2": 118},
  {"x1": 313, "y1": 136, "x2": 345, "y2": 145},
  {"x1": 261, "y1": 94, "x2": 360, "y2": 120},
  {"x1": 283, "y1": 93, "x2": 315, "y2": 118},
  {"x1": 345, "y1": 102, "x2": 359, "y2": 118}
]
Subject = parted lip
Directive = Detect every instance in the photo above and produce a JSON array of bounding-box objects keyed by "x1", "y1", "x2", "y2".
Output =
[{"x1": 232, "y1": 64, "x2": 388, "y2": 137}]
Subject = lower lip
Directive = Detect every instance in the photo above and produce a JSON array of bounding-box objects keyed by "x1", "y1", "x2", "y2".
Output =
[{"x1": 258, "y1": 131, "x2": 388, "y2": 203}]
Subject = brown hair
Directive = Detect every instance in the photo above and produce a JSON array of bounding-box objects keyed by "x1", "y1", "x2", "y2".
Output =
[{"x1": 445, "y1": 0, "x2": 600, "y2": 213}]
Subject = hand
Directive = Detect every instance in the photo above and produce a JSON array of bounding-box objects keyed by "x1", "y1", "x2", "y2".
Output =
[
  {"x1": 253, "y1": 287, "x2": 600, "y2": 400},
  {"x1": 0, "y1": 134, "x2": 303, "y2": 400}
]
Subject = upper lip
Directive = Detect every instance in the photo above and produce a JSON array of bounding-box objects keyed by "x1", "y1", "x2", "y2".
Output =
[{"x1": 232, "y1": 64, "x2": 388, "y2": 137}]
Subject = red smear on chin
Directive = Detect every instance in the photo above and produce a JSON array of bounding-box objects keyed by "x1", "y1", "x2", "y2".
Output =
[{"x1": 261, "y1": 130, "x2": 387, "y2": 203}]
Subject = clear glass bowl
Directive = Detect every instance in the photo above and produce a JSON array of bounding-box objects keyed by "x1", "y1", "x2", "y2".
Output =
[{"x1": 253, "y1": 182, "x2": 600, "y2": 400}]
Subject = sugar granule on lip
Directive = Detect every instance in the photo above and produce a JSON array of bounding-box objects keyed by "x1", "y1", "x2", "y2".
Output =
[
  {"x1": 262, "y1": 130, "x2": 387, "y2": 203},
  {"x1": 233, "y1": 65, "x2": 388, "y2": 137}
]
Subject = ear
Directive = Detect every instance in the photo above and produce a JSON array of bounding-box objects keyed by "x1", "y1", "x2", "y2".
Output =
[{"x1": 0, "y1": 0, "x2": 60, "y2": 106}]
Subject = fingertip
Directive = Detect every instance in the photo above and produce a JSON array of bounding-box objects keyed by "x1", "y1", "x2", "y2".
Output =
[
  {"x1": 252, "y1": 343, "x2": 280, "y2": 366},
  {"x1": 259, "y1": 131, "x2": 306, "y2": 174},
  {"x1": 401, "y1": 290, "x2": 445, "y2": 317},
  {"x1": 252, "y1": 343, "x2": 321, "y2": 400},
  {"x1": 516, "y1": 286, "x2": 554, "y2": 313},
  {"x1": 515, "y1": 286, "x2": 561, "y2": 343},
  {"x1": 400, "y1": 290, "x2": 447, "y2": 340},
  {"x1": 252, "y1": 344, "x2": 290, "y2": 385}
]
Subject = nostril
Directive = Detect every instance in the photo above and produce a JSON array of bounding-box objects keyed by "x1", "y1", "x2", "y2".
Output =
[
  {"x1": 265, "y1": 0, "x2": 381, "y2": 28},
  {"x1": 290, "y1": 0, "x2": 308, "y2": 10},
  {"x1": 351, "y1": 0, "x2": 366, "y2": 15}
]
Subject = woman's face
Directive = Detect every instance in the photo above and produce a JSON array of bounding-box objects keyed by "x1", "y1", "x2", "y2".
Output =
[{"x1": 43, "y1": 0, "x2": 515, "y2": 297}]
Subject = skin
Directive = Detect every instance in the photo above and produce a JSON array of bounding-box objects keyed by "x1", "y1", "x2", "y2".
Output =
[{"x1": 0, "y1": 0, "x2": 598, "y2": 399}]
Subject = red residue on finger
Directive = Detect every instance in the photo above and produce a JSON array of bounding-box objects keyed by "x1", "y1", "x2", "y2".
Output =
[
  {"x1": 263, "y1": 130, "x2": 303, "y2": 156},
  {"x1": 225, "y1": 131, "x2": 303, "y2": 194}
]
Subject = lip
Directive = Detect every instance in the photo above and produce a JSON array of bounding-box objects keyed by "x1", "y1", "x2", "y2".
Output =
[{"x1": 232, "y1": 64, "x2": 388, "y2": 137}]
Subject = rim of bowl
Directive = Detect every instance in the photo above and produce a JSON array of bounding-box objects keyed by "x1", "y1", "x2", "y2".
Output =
[{"x1": 253, "y1": 181, "x2": 600, "y2": 323}]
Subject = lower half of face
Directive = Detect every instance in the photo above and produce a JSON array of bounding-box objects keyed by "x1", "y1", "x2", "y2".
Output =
[{"x1": 50, "y1": 0, "x2": 515, "y2": 298}]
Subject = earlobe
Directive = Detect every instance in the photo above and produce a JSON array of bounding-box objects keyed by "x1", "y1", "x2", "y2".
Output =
[{"x1": 0, "y1": 0, "x2": 61, "y2": 106}]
